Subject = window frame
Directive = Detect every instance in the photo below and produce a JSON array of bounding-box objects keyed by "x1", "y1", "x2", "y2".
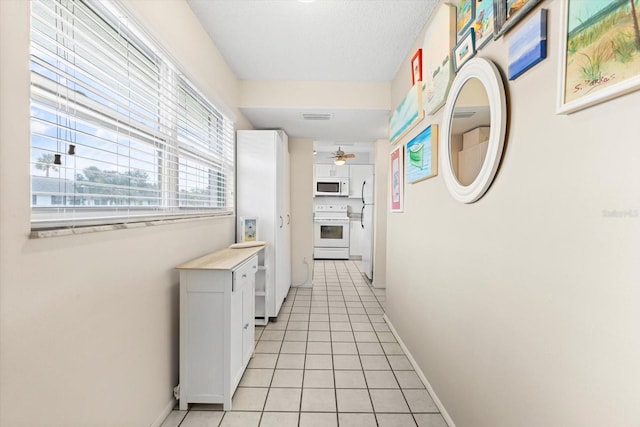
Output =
[{"x1": 29, "y1": 0, "x2": 235, "y2": 231}]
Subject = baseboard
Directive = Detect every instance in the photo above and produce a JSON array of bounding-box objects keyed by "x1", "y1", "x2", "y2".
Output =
[
  {"x1": 150, "y1": 397, "x2": 177, "y2": 427},
  {"x1": 384, "y1": 314, "x2": 456, "y2": 427},
  {"x1": 291, "y1": 282, "x2": 312, "y2": 288}
]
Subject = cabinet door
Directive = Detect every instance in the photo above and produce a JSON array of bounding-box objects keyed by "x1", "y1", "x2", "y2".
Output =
[
  {"x1": 275, "y1": 133, "x2": 291, "y2": 314},
  {"x1": 349, "y1": 221, "x2": 362, "y2": 256},
  {"x1": 315, "y1": 164, "x2": 349, "y2": 178},
  {"x1": 315, "y1": 164, "x2": 334, "y2": 177},
  {"x1": 242, "y1": 274, "x2": 255, "y2": 365},
  {"x1": 229, "y1": 282, "x2": 244, "y2": 390}
]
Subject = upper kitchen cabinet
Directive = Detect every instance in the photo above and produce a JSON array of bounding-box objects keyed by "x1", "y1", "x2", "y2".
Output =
[
  {"x1": 237, "y1": 130, "x2": 291, "y2": 323},
  {"x1": 349, "y1": 164, "x2": 374, "y2": 198},
  {"x1": 315, "y1": 164, "x2": 349, "y2": 178}
]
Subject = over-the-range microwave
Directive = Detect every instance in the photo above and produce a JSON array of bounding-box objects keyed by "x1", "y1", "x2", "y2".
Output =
[{"x1": 314, "y1": 177, "x2": 349, "y2": 197}]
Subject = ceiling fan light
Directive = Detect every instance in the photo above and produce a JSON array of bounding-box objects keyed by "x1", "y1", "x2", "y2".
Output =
[{"x1": 334, "y1": 158, "x2": 346, "y2": 166}]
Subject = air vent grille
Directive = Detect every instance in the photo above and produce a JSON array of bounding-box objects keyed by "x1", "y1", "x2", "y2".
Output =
[
  {"x1": 302, "y1": 113, "x2": 333, "y2": 121},
  {"x1": 453, "y1": 111, "x2": 476, "y2": 119}
]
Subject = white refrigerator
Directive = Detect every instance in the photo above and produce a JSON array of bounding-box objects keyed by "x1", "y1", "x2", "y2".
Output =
[{"x1": 361, "y1": 174, "x2": 375, "y2": 280}]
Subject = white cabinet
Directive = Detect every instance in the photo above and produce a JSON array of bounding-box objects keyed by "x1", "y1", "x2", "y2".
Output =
[
  {"x1": 177, "y1": 246, "x2": 264, "y2": 411},
  {"x1": 237, "y1": 130, "x2": 291, "y2": 324},
  {"x1": 349, "y1": 164, "x2": 374, "y2": 198},
  {"x1": 349, "y1": 219, "x2": 365, "y2": 257},
  {"x1": 315, "y1": 164, "x2": 349, "y2": 178}
]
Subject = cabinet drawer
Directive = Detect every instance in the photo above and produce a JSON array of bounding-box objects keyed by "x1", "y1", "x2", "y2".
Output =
[{"x1": 232, "y1": 255, "x2": 258, "y2": 292}]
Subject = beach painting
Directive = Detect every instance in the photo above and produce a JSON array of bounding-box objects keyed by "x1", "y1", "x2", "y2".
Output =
[
  {"x1": 558, "y1": 0, "x2": 640, "y2": 113},
  {"x1": 508, "y1": 9, "x2": 547, "y2": 80},
  {"x1": 422, "y1": 3, "x2": 456, "y2": 115},
  {"x1": 390, "y1": 146, "x2": 404, "y2": 212},
  {"x1": 458, "y1": 0, "x2": 475, "y2": 35},
  {"x1": 475, "y1": 0, "x2": 495, "y2": 49},
  {"x1": 406, "y1": 125, "x2": 438, "y2": 184},
  {"x1": 389, "y1": 83, "x2": 424, "y2": 144}
]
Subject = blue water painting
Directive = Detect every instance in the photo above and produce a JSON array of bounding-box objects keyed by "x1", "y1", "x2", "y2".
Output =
[
  {"x1": 389, "y1": 84, "x2": 422, "y2": 144},
  {"x1": 508, "y1": 9, "x2": 547, "y2": 80}
]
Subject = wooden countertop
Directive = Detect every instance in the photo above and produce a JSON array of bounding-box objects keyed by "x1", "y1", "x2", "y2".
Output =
[{"x1": 176, "y1": 243, "x2": 267, "y2": 270}]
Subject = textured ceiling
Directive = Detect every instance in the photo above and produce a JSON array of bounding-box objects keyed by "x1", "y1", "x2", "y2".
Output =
[
  {"x1": 187, "y1": 0, "x2": 440, "y2": 144},
  {"x1": 188, "y1": 0, "x2": 437, "y2": 81}
]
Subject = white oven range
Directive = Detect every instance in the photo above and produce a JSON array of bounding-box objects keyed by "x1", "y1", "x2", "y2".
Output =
[{"x1": 313, "y1": 204, "x2": 350, "y2": 260}]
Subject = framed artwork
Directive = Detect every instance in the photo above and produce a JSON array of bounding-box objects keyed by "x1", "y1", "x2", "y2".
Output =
[
  {"x1": 557, "y1": 0, "x2": 640, "y2": 114},
  {"x1": 411, "y1": 48, "x2": 423, "y2": 85},
  {"x1": 390, "y1": 146, "x2": 404, "y2": 212},
  {"x1": 494, "y1": 0, "x2": 543, "y2": 38},
  {"x1": 509, "y1": 9, "x2": 547, "y2": 80},
  {"x1": 241, "y1": 217, "x2": 257, "y2": 242},
  {"x1": 389, "y1": 83, "x2": 424, "y2": 145},
  {"x1": 422, "y1": 3, "x2": 456, "y2": 115},
  {"x1": 406, "y1": 124, "x2": 438, "y2": 184},
  {"x1": 474, "y1": 0, "x2": 495, "y2": 49},
  {"x1": 457, "y1": 0, "x2": 475, "y2": 35},
  {"x1": 453, "y1": 29, "x2": 476, "y2": 72}
]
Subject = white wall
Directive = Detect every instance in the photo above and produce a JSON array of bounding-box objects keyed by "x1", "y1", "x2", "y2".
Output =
[
  {"x1": 0, "y1": 1, "x2": 248, "y2": 426},
  {"x1": 289, "y1": 138, "x2": 314, "y2": 286},
  {"x1": 373, "y1": 138, "x2": 388, "y2": 288},
  {"x1": 386, "y1": 1, "x2": 640, "y2": 426}
]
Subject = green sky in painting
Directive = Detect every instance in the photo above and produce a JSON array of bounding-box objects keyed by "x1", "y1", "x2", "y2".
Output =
[{"x1": 568, "y1": 0, "x2": 617, "y2": 32}]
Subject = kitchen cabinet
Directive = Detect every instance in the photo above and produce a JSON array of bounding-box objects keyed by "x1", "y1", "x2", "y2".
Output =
[
  {"x1": 349, "y1": 219, "x2": 365, "y2": 257},
  {"x1": 315, "y1": 164, "x2": 349, "y2": 178},
  {"x1": 237, "y1": 130, "x2": 291, "y2": 324},
  {"x1": 177, "y1": 245, "x2": 265, "y2": 411},
  {"x1": 348, "y1": 164, "x2": 374, "y2": 198}
]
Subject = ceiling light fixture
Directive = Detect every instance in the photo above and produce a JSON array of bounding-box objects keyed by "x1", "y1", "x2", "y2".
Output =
[{"x1": 334, "y1": 158, "x2": 346, "y2": 166}]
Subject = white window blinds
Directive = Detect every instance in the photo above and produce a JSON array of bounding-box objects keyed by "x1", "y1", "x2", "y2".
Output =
[{"x1": 30, "y1": 0, "x2": 234, "y2": 230}]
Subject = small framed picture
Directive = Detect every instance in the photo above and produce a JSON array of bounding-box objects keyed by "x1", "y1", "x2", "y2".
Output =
[
  {"x1": 453, "y1": 29, "x2": 476, "y2": 72},
  {"x1": 241, "y1": 217, "x2": 258, "y2": 242},
  {"x1": 411, "y1": 48, "x2": 423, "y2": 85},
  {"x1": 457, "y1": 0, "x2": 475, "y2": 35},
  {"x1": 390, "y1": 145, "x2": 404, "y2": 213},
  {"x1": 474, "y1": 0, "x2": 495, "y2": 50}
]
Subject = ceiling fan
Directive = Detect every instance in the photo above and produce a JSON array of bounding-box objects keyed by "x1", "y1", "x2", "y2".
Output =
[{"x1": 330, "y1": 147, "x2": 356, "y2": 165}]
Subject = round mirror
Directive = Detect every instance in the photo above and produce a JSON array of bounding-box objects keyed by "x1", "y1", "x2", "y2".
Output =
[{"x1": 440, "y1": 58, "x2": 507, "y2": 203}]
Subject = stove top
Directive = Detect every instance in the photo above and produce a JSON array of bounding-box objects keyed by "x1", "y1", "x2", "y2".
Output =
[{"x1": 314, "y1": 204, "x2": 349, "y2": 220}]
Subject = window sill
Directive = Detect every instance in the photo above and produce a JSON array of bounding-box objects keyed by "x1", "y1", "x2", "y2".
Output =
[{"x1": 30, "y1": 214, "x2": 232, "y2": 239}]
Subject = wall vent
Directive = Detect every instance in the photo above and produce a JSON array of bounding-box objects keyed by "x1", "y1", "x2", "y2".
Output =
[
  {"x1": 302, "y1": 113, "x2": 333, "y2": 121},
  {"x1": 453, "y1": 111, "x2": 476, "y2": 119}
]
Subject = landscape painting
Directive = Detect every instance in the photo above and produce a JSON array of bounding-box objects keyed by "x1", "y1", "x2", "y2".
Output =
[
  {"x1": 457, "y1": 0, "x2": 475, "y2": 35},
  {"x1": 406, "y1": 125, "x2": 438, "y2": 184},
  {"x1": 558, "y1": 0, "x2": 640, "y2": 113},
  {"x1": 475, "y1": 0, "x2": 495, "y2": 49},
  {"x1": 422, "y1": 3, "x2": 456, "y2": 115},
  {"x1": 508, "y1": 9, "x2": 547, "y2": 80},
  {"x1": 389, "y1": 83, "x2": 424, "y2": 144}
]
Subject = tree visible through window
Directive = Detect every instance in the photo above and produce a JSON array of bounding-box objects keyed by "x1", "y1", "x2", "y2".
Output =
[{"x1": 30, "y1": 0, "x2": 234, "y2": 229}]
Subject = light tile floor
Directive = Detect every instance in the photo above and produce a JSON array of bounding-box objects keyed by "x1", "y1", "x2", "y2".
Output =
[{"x1": 161, "y1": 260, "x2": 448, "y2": 427}]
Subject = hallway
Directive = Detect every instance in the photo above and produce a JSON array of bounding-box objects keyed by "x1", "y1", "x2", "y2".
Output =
[{"x1": 161, "y1": 261, "x2": 447, "y2": 427}]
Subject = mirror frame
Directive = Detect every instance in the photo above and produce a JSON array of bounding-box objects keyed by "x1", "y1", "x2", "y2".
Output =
[{"x1": 440, "y1": 57, "x2": 507, "y2": 203}]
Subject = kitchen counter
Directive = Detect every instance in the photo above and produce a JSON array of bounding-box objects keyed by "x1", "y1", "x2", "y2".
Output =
[{"x1": 176, "y1": 243, "x2": 266, "y2": 270}]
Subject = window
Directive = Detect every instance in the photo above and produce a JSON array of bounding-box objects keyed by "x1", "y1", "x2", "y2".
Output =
[{"x1": 30, "y1": 0, "x2": 234, "y2": 230}]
